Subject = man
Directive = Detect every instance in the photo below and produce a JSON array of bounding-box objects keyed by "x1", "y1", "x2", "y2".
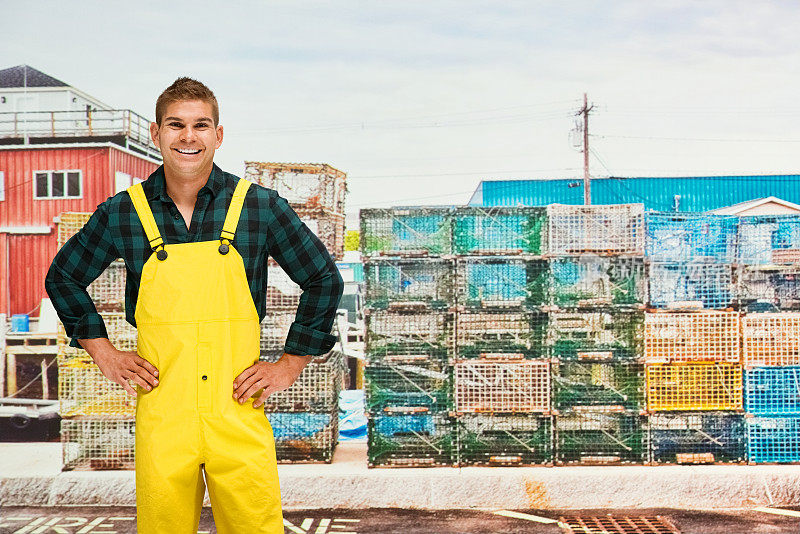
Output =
[{"x1": 45, "y1": 77, "x2": 344, "y2": 533}]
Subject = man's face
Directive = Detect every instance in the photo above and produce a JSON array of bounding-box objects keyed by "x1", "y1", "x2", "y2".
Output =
[{"x1": 150, "y1": 99, "x2": 223, "y2": 180}]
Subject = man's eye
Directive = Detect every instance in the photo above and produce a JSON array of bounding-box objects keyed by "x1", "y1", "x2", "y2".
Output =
[
  {"x1": 196, "y1": 123, "x2": 209, "y2": 128},
  {"x1": 169, "y1": 122, "x2": 183, "y2": 128}
]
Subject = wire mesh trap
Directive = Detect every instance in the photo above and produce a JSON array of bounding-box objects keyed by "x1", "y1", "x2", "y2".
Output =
[
  {"x1": 260, "y1": 351, "x2": 345, "y2": 412},
  {"x1": 451, "y1": 206, "x2": 547, "y2": 255},
  {"x1": 365, "y1": 309, "x2": 453, "y2": 363},
  {"x1": 738, "y1": 214, "x2": 800, "y2": 265},
  {"x1": 555, "y1": 412, "x2": 647, "y2": 465},
  {"x1": 453, "y1": 359, "x2": 550, "y2": 414},
  {"x1": 549, "y1": 256, "x2": 646, "y2": 309},
  {"x1": 646, "y1": 363, "x2": 743, "y2": 412},
  {"x1": 61, "y1": 416, "x2": 135, "y2": 470},
  {"x1": 267, "y1": 410, "x2": 339, "y2": 463},
  {"x1": 367, "y1": 412, "x2": 455, "y2": 467},
  {"x1": 59, "y1": 357, "x2": 136, "y2": 417},
  {"x1": 547, "y1": 203, "x2": 645, "y2": 256},
  {"x1": 243, "y1": 161, "x2": 346, "y2": 213},
  {"x1": 738, "y1": 265, "x2": 800, "y2": 311},
  {"x1": 649, "y1": 412, "x2": 746, "y2": 464},
  {"x1": 454, "y1": 309, "x2": 547, "y2": 360},
  {"x1": 364, "y1": 257, "x2": 455, "y2": 309},
  {"x1": 745, "y1": 366, "x2": 800, "y2": 416},
  {"x1": 645, "y1": 212, "x2": 738, "y2": 263},
  {"x1": 548, "y1": 311, "x2": 643, "y2": 361},
  {"x1": 644, "y1": 311, "x2": 740, "y2": 364},
  {"x1": 360, "y1": 207, "x2": 453, "y2": 256},
  {"x1": 553, "y1": 361, "x2": 645, "y2": 413},
  {"x1": 454, "y1": 256, "x2": 548, "y2": 309},
  {"x1": 747, "y1": 416, "x2": 800, "y2": 463},
  {"x1": 648, "y1": 262, "x2": 735, "y2": 310},
  {"x1": 455, "y1": 414, "x2": 552, "y2": 466},
  {"x1": 364, "y1": 361, "x2": 451, "y2": 414},
  {"x1": 742, "y1": 312, "x2": 800, "y2": 366},
  {"x1": 57, "y1": 312, "x2": 137, "y2": 362}
]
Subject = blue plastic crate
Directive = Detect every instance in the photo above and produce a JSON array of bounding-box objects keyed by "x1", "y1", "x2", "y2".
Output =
[
  {"x1": 648, "y1": 262, "x2": 734, "y2": 310},
  {"x1": 645, "y1": 212, "x2": 738, "y2": 263},
  {"x1": 739, "y1": 215, "x2": 800, "y2": 265},
  {"x1": 745, "y1": 366, "x2": 800, "y2": 416},
  {"x1": 747, "y1": 416, "x2": 800, "y2": 463}
]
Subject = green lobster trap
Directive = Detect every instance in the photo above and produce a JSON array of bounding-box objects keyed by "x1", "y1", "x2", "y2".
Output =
[
  {"x1": 555, "y1": 412, "x2": 647, "y2": 465},
  {"x1": 360, "y1": 207, "x2": 453, "y2": 256},
  {"x1": 364, "y1": 361, "x2": 451, "y2": 415},
  {"x1": 365, "y1": 308, "x2": 454, "y2": 363},
  {"x1": 454, "y1": 256, "x2": 548, "y2": 309},
  {"x1": 455, "y1": 309, "x2": 548, "y2": 359},
  {"x1": 364, "y1": 257, "x2": 455, "y2": 309},
  {"x1": 548, "y1": 311, "x2": 643, "y2": 361},
  {"x1": 549, "y1": 256, "x2": 645, "y2": 309},
  {"x1": 455, "y1": 414, "x2": 552, "y2": 466},
  {"x1": 451, "y1": 206, "x2": 546, "y2": 255},
  {"x1": 368, "y1": 412, "x2": 455, "y2": 467},
  {"x1": 553, "y1": 361, "x2": 645, "y2": 413}
]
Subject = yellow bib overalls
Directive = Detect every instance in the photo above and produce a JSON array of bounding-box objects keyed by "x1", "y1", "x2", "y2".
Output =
[{"x1": 127, "y1": 178, "x2": 283, "y2": 533}]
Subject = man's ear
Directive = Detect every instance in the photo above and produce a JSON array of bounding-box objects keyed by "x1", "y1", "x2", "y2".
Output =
[
  {"x1": 215, "y1": 124, "x2": 223, "y2": 149},
  {"x1": 150, "y1": 122, "x2": 160, "y2": 149}
]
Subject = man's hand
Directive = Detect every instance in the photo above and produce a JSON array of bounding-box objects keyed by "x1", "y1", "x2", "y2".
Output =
[
  {"x1": 233, "y1": 353, "x2": 312, "y2": 408},
  {"x1": 79, "y1": 338, "x2": 159, "y2": 397}
]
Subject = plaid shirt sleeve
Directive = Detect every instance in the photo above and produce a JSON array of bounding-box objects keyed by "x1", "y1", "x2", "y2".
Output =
[
  {"x1": 265, "y1": 192, "x2": 344, "y2": 357},
  {"x1": 44, "y1": 199, "x2": 120, "y2": 348}
]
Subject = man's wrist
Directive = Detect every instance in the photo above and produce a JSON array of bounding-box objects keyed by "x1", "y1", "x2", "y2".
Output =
[{"x1": 281, "y1": 352, "x2": 312, "y2": 372}]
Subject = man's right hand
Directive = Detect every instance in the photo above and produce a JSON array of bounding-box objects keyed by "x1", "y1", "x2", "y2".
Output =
[{"x1": 78, "y1": 338, "x2": 159, "y2": 397}]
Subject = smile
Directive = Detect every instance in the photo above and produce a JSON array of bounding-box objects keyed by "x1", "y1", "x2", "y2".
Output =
[{"x1": 174, "y1": 148, "x2": 202, "y2": 155}]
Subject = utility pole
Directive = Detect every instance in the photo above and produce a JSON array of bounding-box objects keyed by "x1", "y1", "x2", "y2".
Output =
[{"x1": 578, "y1": 93, "x2": 594, "y2": 205}]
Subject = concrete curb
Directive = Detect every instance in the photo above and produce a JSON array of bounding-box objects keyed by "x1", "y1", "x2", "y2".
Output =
[{"x1": 2, "y1": 443, "x2": 800, "y2": 509}]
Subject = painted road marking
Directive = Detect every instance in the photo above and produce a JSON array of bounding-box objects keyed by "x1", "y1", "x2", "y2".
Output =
[
  {"x1": 754, "y1": 507, "x2": 800, "y2": 518},
  {"x1": 283, "y1": 518, "x2": 360, "y2": 534},
  {"x1": 492, "y1": 510, "x2": 558, "y2": 523}
]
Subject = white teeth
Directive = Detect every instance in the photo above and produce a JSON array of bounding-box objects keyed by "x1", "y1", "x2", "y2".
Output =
[{"x1": 175, "y1": 148, "x2": 201, "y2": 154}]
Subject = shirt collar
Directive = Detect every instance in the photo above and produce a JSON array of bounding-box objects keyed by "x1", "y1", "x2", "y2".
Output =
[{"x1": 144, "y1": 164, "x2": 225, "y2": 202}]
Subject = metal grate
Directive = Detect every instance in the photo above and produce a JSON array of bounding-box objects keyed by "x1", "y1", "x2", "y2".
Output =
[
  {"x1": 548, "y1": 311, "x2": 643, "y2": 361},
  {"x1": 455, "y1": 256, "x2": 548, "y2": 309},
  {"x1": 645, "y1": 212, "x2": 738, "y2": 263},
  {"x1": 745, "y1": 366, "x2": 800, "y2": 416},
  {"x1": 742, "y1": 312, "x2": 800, "y2": 366},
  {"x1": 738, "y1": 214, "x2": 800, "y2": 265},
  {"x1": 738, "y1": 265, "x2": 800, "y2": 311},
  {"x1": 559, "y1": 515, "x2": 680, "y2": 534},
  {"x1": 453, "y1": 359, "x2": 550, "y2": 414},
  {"x1": 61, "y1": 415, "x2": 135, "y2": 471},
  {"x1": 648, "y1": 262, "x2": 735, "y2": 310},
  {"x1": 549, "y1": 256, "x2": 646, "y2": 309},
  {"x1": 365, "y1": 308, "x2": 453, "y2": 363},
  {"x1": 645, "y1": 363, "x2": 743, "y2": 411},
  {"x1": 365, "y1": 257, "x2": 455, "y2": 309},
  {"x1": 452, "y1": 206, "x2": 547, "y2": 255},
  {"x1": 360, "y1": 207, "x2": 453, "y2": 256},
  {"x1": 456, "y1": 309, "x2": 548, "y2": 359},
  {"x1": 644, "y1": 311, "x2": 740, "y2": 364},
  {"x1": 547, "y1": 203, "x2": 645, "y2": 256}
]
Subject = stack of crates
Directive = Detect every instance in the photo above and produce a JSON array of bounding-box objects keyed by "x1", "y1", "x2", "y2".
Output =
[
  {"x1": 360, "y1": 207, "x2": 456, "y2": 467},
  {"x1": 739, "y1": 216, "x2": 800, "y2": 462},
  {"x1": 452, "y1": 206, "x2": 552, "y2": 466},
  {"x1": 546, "y1": 204, "x2": 648, "y2": 465},
  {"x1": 56, "y1": 213, "x2": 136, "y2": 470},
  {"x1": 245, "y1": 162, "x2": 348, "y2": 463}
]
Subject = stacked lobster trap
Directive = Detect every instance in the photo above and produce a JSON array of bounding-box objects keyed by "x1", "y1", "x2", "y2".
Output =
[
  {"x1": 361, "y1": 207, "x2": 457, "y2": 467},
  {"x1": 56, "y1": 213, "x2": 137, "y2": 470},
  {"x1": 246, "y1": 162, "x2": 349, "y2": 463},
  {"x1": 546, "y1": 204, "x2": 648, "y2": 465}
]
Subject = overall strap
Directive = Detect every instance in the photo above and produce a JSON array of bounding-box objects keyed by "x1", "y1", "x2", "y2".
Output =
[
  {"x1": 127, "y1": 182, "x2": 165, "y2": 251},
  {"x1": 220, "y1": 178, "x2": 252, "y2": 242}
]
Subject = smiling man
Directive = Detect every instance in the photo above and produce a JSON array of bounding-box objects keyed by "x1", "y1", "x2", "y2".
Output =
[{"x1": 45, "y1": 78, "x2": 344, "y2": 533}]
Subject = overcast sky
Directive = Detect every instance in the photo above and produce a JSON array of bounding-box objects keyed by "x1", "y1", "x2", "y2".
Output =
[{"x1": 4, "y1": 1, "x2": 800, "y2": 227}]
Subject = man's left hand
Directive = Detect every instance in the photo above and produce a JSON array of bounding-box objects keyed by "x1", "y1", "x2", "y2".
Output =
[{"x1": 232, "y1": 353, "x2": 313, "y2": 408}]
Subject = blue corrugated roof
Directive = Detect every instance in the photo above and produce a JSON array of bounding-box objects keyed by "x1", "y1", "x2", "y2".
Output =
[{"x1": 470, "y1": 175, "x2": 800, "y2": 212}]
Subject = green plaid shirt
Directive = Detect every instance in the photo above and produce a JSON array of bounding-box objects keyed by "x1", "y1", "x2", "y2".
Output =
[{"x1": 45, "y1": 164, "x2": 344, "y2": 356}]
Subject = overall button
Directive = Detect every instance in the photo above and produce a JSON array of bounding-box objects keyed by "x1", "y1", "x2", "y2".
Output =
[{"x1": 202, "y1": 375, "x2": 208, "y2": 380}]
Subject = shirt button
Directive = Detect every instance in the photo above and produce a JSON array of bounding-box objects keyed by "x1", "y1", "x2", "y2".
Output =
[
  {"x1": 202, "y1": 375, "x2": 208, "y2": 380},
  {"x1": 174, "y1": 214, "x2": 180, "y2": 220}
]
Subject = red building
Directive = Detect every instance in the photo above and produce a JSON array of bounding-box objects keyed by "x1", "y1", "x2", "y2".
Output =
[{"x1": 0, "y1": 65, "x2": 161, "y2": 317}]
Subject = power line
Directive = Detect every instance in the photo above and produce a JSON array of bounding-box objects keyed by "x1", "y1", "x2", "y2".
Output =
[{"x1": 591, "y1": 134, "x2": 800, "y2": 143}]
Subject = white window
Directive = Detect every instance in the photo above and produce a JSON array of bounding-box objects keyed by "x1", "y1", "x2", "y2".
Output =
[
  {"x1": 33, "y1": 170, "x2": 82, "y2": 199},
  {"x1": 0, "y1": 171, "x2": 4, "y2": 201},
  {"x1": 133, "y1": 176, "x2": 144, "y2": 185},
  {"x1": 115, "y1": 171, "x2": 131, "y2": 194}
]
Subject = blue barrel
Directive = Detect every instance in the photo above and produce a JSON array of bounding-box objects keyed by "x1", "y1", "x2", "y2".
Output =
[{"x1": 10, "y1": 314, "x2": 29, "y2": 333}]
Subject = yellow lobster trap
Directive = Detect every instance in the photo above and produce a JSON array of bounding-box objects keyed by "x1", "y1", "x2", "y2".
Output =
[{"x1": 646, "y1": 363, "x2": 743, "y2": 411}]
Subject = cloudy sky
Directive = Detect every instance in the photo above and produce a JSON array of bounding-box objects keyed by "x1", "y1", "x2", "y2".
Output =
[{"x1": 4, "y1": 1, "x2": 800, "y2": 226}]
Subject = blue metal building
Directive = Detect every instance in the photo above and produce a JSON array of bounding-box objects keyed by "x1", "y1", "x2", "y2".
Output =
[{"x1": 468, "y1": 175, "x2": 800, "y2": 211}]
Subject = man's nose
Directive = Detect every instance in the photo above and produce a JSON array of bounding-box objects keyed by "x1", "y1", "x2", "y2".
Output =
[{"x1": 180, "y1": 126, "x2": 199, "y2": 142}]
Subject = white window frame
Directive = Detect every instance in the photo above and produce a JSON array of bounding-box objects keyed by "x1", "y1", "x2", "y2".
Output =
[
  {"x1": 0, "y1": 171, "x2": 4, "y2": 201},
  {"x1": 33, "y1": 169, "x2": 83, "y2": 200}
]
